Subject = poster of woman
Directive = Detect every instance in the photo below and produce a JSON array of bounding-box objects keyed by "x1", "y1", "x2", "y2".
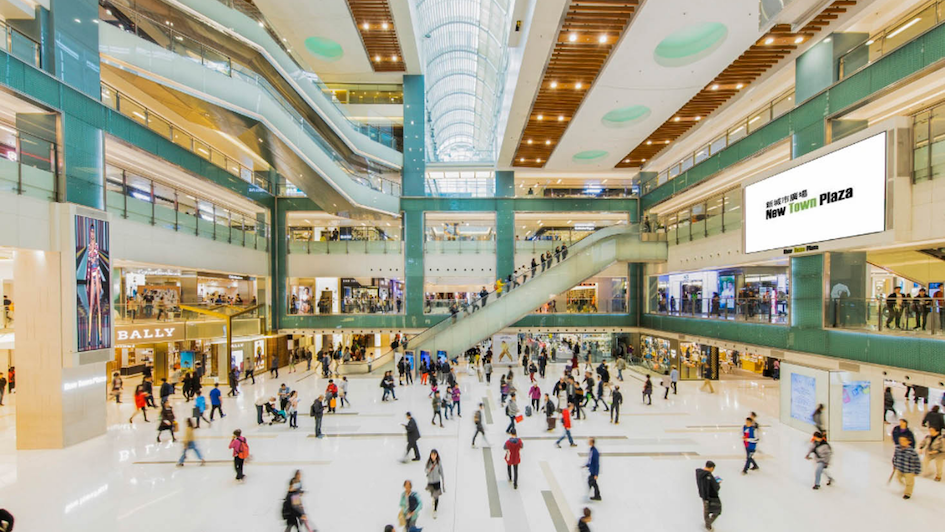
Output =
[{"x1": 76, "y1": 215, "x2": 111, "y2": 352}]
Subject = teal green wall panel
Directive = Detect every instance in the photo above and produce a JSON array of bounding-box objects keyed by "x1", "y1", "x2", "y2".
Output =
[
  {"x1": 796, "y1": 38, "x2": 835, "y2": 103},
  {"x1": 49, "y1": 0, "x2": 100, "y2": 99},
  {"x1": 404, "y1": 210, "x2": 424, "y2": 321},
  {"x1": 402, "y1": 197, "x2": 637, "y2": 216},
  {"x1": 495, "y1": 170, "x2": 514, "y2": 198},
  {"x1": 628, "y1": 263, "x2": 642, "y2": 327},
  {"x1": 402, "y1": 75, "x2": 425, "y2": 197},
  {"x1": 791, "y1": 254, "x2": 824, "y2": 329},
  {"x1": 792, "y1": 120, "x2": 825, "y2": 158},
  {"x1": 280, "y1": 313, "x2": 630, "y2": 330},
  {"x1": 272, "y1": 199, "x2": 288, "y2": 330},
  {"x1": 62, "y1": 114, "x2": 103, "y2": 209},
  {"x1": 496, "y1": 204, "x2": 514, "y2": 279}
]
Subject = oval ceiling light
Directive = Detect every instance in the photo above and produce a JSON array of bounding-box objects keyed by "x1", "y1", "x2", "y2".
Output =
[
  {"x1": 654, "y1": 22, "x2": 728, "y2": 67},
  {"x1": 572, "y1": 150, "x2": 609, "y2": 164},
  {"x1": 569, "y1": 32, "x2": 578, "y2": 42},
  {"x1": 304, "y1": 36, "x2": 344, "y2": 61},
  {"x1": 601, "y1": 105, "x2": 651, "y2": 129}
]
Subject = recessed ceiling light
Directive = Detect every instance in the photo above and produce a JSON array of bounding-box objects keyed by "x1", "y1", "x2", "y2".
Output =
[
  {"x1": 258, "y1": 21, "x2": 265, "y2": 28},
  {"x1": 527, "y1": 139, "x2": 533, "y2": 145},
  {"x1": 536, "y1": 158, "x2": 542, "y2": 163},
  {"x1": 545, "y1": 140, "x2": 551, "y2": 145},
  {"x1": 550, "y1": 81, "x2": 558, "y2": 88},
  {"x1": 736, "y1": 83, "x2": 744, "y2": 89},
  {"x1": 556, "y1": 179, "x2": 562, "y2": 184},
  {"x1": 867, "y1": 39, "x2": 875, "y2": 45},
  {"x1": 362, "y1": 22, "x2": 369, "y2": 30},
  {"x1": 557, "y1": 115, "x2": 564, "y2": 121},
  {"x1": 569, "y1": 32, "x2": 578, "y2": 42},
  {"x1": 823, "y1": 37, "x2": 832, "y2": 43},
  {"x1": 665, "y1": 140, "x2": 670, "y2": 144},
  {"x1": 642, "y1": 158, "x2": 647, "y2": 162},
  {"x1": 381, "y1": 22, "x2": 389, "y2": 30},
  {"x1": 764, "y1": 37, "x2": 774, "y2": 45},
  {"x1": 599, "y1": 34, "x2": 607, "y2": 44},
  {"x1": 392, "y1": 55, "x2": 398, "y2": 61},
  {"x1": 575, "y1": 82, "x2": 583, "y2": 89},
  {"x1": 520, "y1": 158, "x2": 525, "y2": 162},
  {"x1": 711, "y1": 84, "x2": 719, "y2": 90},
  {"x1": 624, "y1": 159, "x2": 630, "y2": 163},
  {"x1": 646, "y1": 140, "x2": 652, "y2": 145},
  {"x1": 537, "y1": 114, "x2": 543, "y2": 120},
  {"x1": 673, "y1": 116, "x2": 680, "y2": 122},
  {"x1": 375, "y1": 55, "x2": 381, "y2": 62},
  {"x1": 695, "y1": 116, "x2": 702, "y2": 121},
  {"x1": 74, "y1": 18, "x2": 81, "y2": 23},
  {"x1": 794, "y1": 36, "x2": 804, "y2": 44}
]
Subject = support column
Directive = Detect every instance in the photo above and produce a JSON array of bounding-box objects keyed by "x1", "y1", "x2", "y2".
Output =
[
  {"x1": 496, "y1": 202, "x2": 514, "y2": 280},
  {"x1": 404, "y1": 209, "x2": 424, "y2": 323},
  {"x1": 628, "y1": 263, "x2": 643, "y2": 326},
  {"x1": 48, "y1": 0, "x2": 101, "y2": 99},
  {"x1": 402, "y1": 75, "x2": 425, "y2": 197},
  {"x1": 827, "y1": 252, "x2": 868, "y2": 328},
  {"x1": 270, "y1": 202, "x2": 285, "y2": 331}
]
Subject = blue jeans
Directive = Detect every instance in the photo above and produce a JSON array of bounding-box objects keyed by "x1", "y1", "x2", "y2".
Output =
[
  {"x1": 178, "y1": 441, "x2": 204, "y2": 465},
  {"x1": 815, "y1": 462, "x2": 832, "y2": 485},
  {"x1": 556, "y1": 428, "x2": 574, "y2": 446},
  {"x1": 506, "y1": 415, "x2": 516, "y2": 433},
  {"x1": 743, "y1": 449, "x2": 758, "y2": 472}
]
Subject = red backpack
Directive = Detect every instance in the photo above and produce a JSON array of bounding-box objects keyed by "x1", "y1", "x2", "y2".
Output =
[{"x1": 237, "y1": 438, "x2": 249, "y2": 459}]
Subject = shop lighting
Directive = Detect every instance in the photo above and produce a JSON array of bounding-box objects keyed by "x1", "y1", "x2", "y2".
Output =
[{"x1": 887, "y1": 17, "x2": 921, "y2": 39}]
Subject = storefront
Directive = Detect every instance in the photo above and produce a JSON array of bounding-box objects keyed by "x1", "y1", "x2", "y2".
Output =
[
  {"x1": 650, "y1": 266, "x2": 789, "y2": 317},
  {"x1": 517, "y1": 332, "x2": 615, "y2": 363},
  {"x1": 718, "y1": 348, "x2": 778, "y2": 379},
  {"x1": 289, "y1": 277, "x2": 403, "y2": 315},
  {"x1": 639, "y1": 334, "x2": 673, "y2": 373}
]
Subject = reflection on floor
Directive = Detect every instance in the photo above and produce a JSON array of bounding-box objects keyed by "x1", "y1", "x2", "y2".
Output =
[{"x1": 0, "y1": 363, "x2": 940, "y2": 531}]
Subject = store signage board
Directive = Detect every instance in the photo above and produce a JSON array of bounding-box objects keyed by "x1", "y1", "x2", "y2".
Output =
[
  {"x1": 115, "y1": 324, "x2": 185, "y2": 343},
  {"x1": 744, "y1": 132, "x2": 886, "y2": 253}
]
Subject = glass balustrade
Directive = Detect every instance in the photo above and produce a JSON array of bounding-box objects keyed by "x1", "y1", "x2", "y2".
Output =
[
  {"x1": 287, "y1": 238, "x2": 402, "y2": 255},
  {"x1": 0, "y1": 123, "x2": 58, "y2": 202},
  {"x1": 648, "y1": 296, "x2": 789, "y2": 324},
  {"x1": 0, "y1": 19, "x2": 41, "y2": 68},
  {"x1": 827, "y1": 296, "x2": 945, "y2": 337}
]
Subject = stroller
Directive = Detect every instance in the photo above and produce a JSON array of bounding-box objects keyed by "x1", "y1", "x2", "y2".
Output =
[{"x1": 265, "y1": 401, "x2": 287, "y2": 424}]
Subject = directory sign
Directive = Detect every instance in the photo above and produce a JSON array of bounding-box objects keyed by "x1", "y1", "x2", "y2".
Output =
[
  {"x1": 841, "y1": 381, "x2": 871, "y2": 431},
  {"x1": 744, "y1": 132, "x2": 886, "y2": 253},
  {"x1": 75, "y1": 215, "x2": 111, "y2": 352},
  {"x1": 790, "y1": 373, "x2": 816, "y2": 424}
]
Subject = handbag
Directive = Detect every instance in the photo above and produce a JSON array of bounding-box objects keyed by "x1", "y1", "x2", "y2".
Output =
[
  {"x1": 397, "y1": 510, "x2": 406, "y2": 526},
  {"x1": 515, "y1": 415, "x2": 524, "y2": 423}
]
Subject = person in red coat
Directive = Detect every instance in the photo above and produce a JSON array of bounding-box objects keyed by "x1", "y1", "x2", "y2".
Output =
[
  {"x1": 504, "y1": 428, "x2": 524, "y2": 489},
  {"x1": 129, "y1": 385, "x2": 149, "y2": 423}
]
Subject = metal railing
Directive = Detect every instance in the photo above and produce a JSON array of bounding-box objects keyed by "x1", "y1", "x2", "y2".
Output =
[
  {"x1": 287, "y1": 297, "x2": 402, "y2": 316},
  {"x1": 287, "y1": 238, "x2": 401, "y2": 254},
  {"x1": 424, "y1": 240, "x2": 497, "y2": 254},
  {"x1": 0, "y1": 19, "x2": 41, "y2": 68},
  {"x1": 649, "y1": 296, "x2": 790, "y2": 324},
  {"x1": 101, "y1": 83, "x2": 267, "y2": 190},
  {"x1": 105, "y1": 165, "x2": 269, "y2": 251},
  {"x1": 323, "y1": 83, "x2": 404, "y2": 105},
  {"x1": 838, "y1": 0, "x2": 945, "y2": 80},
  {"x1": 0, "y1": 124, "x2": 58, "y2": 202},
  {"x1": 424, "y1": 296, "x2": 626, "y2": 315},
  {"x1": 516, "y1": 185, "x2": 639, "y2": 198},
  {"x1": 641, "y1": 89, "x2": 795, "y2": 195},
  {"x1": 830, "y1": 297, "x2": 945, "y2": 336}
]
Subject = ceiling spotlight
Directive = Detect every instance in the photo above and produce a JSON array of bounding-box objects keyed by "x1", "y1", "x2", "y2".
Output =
[
  {"x1": 624, "y1": 159, "x2": 630, "y2": 163},
  {"x1": 545, "y1": 140, "x2": 551, "y2": 145},
  {"x1": 867, "y1": 39, "x2": 875, "y2": 45},
  {"x1": 824, "y1": 37, "x2": 832, "y2": 43},
  {"x1": 764, "y1": 37, "x2": 774, "y2": 45},
  {"x1": 736, "y1": 83, "x2": 744, "y2": 89},
  {"x1": 520, "y1": 157, "x2": 525, "y2": 162},
  {"x1": 375, "y1": 55, "x2": 382, "y2": 62},
  {"x1": 794, "y1": 36, "x2": 804, "y2": 44},
  {"x1": 711, "y1": 84, "x2": 719, "y2": 90},
  {"x1": 537, "y1": 114, "x2": 543, "y2": 120},
  {"x1": 392, "y1": 55, "x2": 398, "y2": 61},
  {"x1": 695, "y1": 116, "x2": 702, "y2": 121},
  {"x1": 550, "y1": 81, "x2": 558, "y2": 88},
  {"x1": 646, "y1": 140, "x2": 652, "y2": 145},
  {"x1": 527, "y1": 139, "x2": 533, "y2": 145},
  {"x1": 557, "y1": 115, "x2": 564, "y2": 121},
  {"x1": 536, "y1": 158, "x2": 542, "y2": 163},
  {"x1": 362, "y1": 22, "x2": 369, "y2": 30},
  {"x1": 642, "y1": 158, "x2": 647, "y2": 162},
  {"x1": 673, "y1": 116, "x2": 680, "y2": 122},
  {"x1": 575, "y1": 82, "x2": 583, "y2": 89},
  {"x1": 381, "y1": 22, "x2": 389, "y2": 30},
  {"x1": 569, "y1": 32, "x2": 578, "y2": 42},
  {"x1": 665, "y1": 140, "x2": 670, "y2": 144},
  {"x1": 599, "y1": 34, "x2": 607, "y2": 44},
  {"x1": 258, "y1": 21, "x2": 265, "y2": 28}
]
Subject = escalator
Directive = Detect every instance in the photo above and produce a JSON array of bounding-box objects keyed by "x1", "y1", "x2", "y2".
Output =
[
  {"x1": 867, "y1": 248, "x2": 945, "y2": 287},
  {"x1": 404, "y1": 225, "x2": 667, "y2": 358}
]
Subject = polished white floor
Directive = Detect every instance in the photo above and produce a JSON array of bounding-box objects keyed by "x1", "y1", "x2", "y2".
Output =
[{"x1": 0, "y1": 362, "x2": 941, "y2": 532}]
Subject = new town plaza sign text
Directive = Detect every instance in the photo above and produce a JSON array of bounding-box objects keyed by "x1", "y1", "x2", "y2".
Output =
[{"x1": 115, "y1": 323, "x2": 185, "y2": 343}]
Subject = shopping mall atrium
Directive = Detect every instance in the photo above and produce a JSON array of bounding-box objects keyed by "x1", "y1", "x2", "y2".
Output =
[{"x1": 0, "y1": 0, "x2": 943, "y2": 529}]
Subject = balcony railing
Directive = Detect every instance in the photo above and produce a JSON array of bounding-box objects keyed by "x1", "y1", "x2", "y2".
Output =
[
  {"x1": 828, "y1": 297, "x2": 945, "y2": 337},
  {"x1": 0, "y1": 19, "x2": 40, "y2": 69},
  {"x1": 649, "y1": 296, "x2": 789, "y2": 324},
  {"x1": 424, "y1": 240, "x2": 496, "y2": 254},
  {"x1": 0, "y1": 124, "x2": 58, "y2": 202},
  {"x1": 287, "y1": 238, "x2": 402, "y2": 254}
]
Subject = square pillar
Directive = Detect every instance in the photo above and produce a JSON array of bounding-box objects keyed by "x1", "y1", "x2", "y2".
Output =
[
  {"x1": 404, "y1": 210, "x2": 424, "y2": 321},
  {"x1": 402, "y1": 75, "x2": 425, "y2": 197}
]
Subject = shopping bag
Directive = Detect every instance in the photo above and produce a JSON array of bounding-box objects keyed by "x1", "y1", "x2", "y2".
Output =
[{"x1": 515, "y1": 414, "x2": 523, "y2": 423}]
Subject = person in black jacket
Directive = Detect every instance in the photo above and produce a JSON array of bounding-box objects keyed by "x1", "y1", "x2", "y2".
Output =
[
  {"x1": 159, "y1": 377, "x2": 173, "y2": 404},
  {"x1": 402, "y1": 412, "x2": 421, "y2": 461},
  {"x1": 923, "y1": 405, "x2": 945, "y2": 432},
  {"x1": 311, "y1": 395, "x2": 325, "y2": 438},
  {"x1": 610, "y1": 386, "x2": 623, "y2": 424},
  {"x1": 696, "y1": 461, "x2": 722, "y2": 530}
]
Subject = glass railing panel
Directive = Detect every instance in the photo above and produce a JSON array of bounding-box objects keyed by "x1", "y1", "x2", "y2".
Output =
[
  {"x1": 648, "y1": 297, "x2": 789, "y2": 324},
  {"x1": 171, "y1": 129, "x2": 193, "y2": 150},
  {"x1": 210, "y1": 149, "x2": 227, "y2": 169},
  {"x1": 826, "y1": 297, "x2": 945, "y2": 337},
  {"x1": 256, "y1": 232, "x2": 268, "y2": 250},
  {"x1": 147, "y1": 113, "x2": 172, "y2": 139},
  {"x1": 231, "y1": 228, "x2": 245, "y2": 246},
  {"x1": 126, "y1": 196, "x2": 153, "y2": 225},
  {"x1": 106, "y1": 190, "x2": 125, "y2": 215},
  {"x1": 9, "y1": 29, "x2": 39, "y2": 67},
  {"x1": 0, "y1": 158, "x2": 16, "y2": 194},
  {"x1": 289, "y1": 240, "x2": 309, "y2": 253},
  {"x1": 154, "y1": 202, "x2": 177, "y2": 231},
  {"x1": 178, "y1": 212, "x2": 197, "y2": 234},
  {"x1": 19, "y1": 165, "x2": 55, "y2": 201},
  {"x1": 197, "y1": 216, "x2": 216, "y2": 240}
]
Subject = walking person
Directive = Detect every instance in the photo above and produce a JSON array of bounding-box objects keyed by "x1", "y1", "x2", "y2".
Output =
[
  {"x1": 282, "y1": 474, "x2": 309, "y2": 532},
  {"x1": 893, "y1": 418, "x2": 916, "y2": 447},
  {"x1": 661, "y1": 371, "x2": 671, "y2": 400},
  {"x1": 893, "y1": 435, "x2": 922, "y2": 499},
  {"x1": 670, "y1": 366, "x2": 679, "y2": 394},
  {"x1": 585, "y1": 438, "x2": 601, "y2": 501},
  {"x1": 130, "y1": 385, "x2": 149, "y2": 423},
  {"x1": 311, "y1": 395, "x2": 324, "y2": 438},
  {"x1": 402, "y1": 412, "x2": 421, "y2": 462},
  {"x1": 110, "y1": 372, "x2": 123, "y2": 403},
  {"x1": 227, "y1": 367, "x2": 239, "y2": 397},
  {"x1": 255, "y1": 395, "x2": 268, "y2": 425},
  {"x1": 484, "y1": 359, "x2": 493, "y2": 384},
  {"x1": 398, "y1": 480, "x2": 423, "y2": 532},
  {"x1": 431, "y1": 392, "x2": 444, "y2": 427},
  {"x1": 504, "y1": 428, "x2": 523, "y2": 489},
  {"x1": 156, "y1": 400, "x2": 176, "y2": 442},
  {"x1": 287, "y1": 391, "x2": 299, "y2": 429},
  {"x1": 472, "y1": 403, "x2": 490, "y2": 447},
  {"x1": 742, "y1": 416, "x2": 760, "y2": 474},
  {"x1": 696, "y1": 461, "x2": 722, "y2": 530},
  {"x1": 610, "y1": 386, "x2": 622, "y2": 424},
  {"x1": 193, "y1": 391, "x2": 210, "y2": 427},
  {"x1": 544, "y1": 394, "x2": 557, "y2": 432},
  {"x1": 339, "y1": 376, "x2": 351, "y2": 408},
  {"x1": 577, "y1": 507, "x2": 592, "y2": 532},
  {"x1": 244, "y1": 364, "x2": 255, "y2": 384},
  {"x1": 919, "y1": 426, "x2": 943, "y2": 482},
  {"x1": 812, "y1": 404, "x2": 825, "y2": 436},
  {"x1": 425, "y1": 450, "x2": 445, "y2": 519},
  {"x1": 209, "y1": 383, "x2": 225, "y2": 420},
  {"x1": 805, "y1": 431, "x2": 833, "y2": 489},
  {"x1": 176, "y1": 418, "x2": 206, "y2": 467},
  {"x1": 884, "y1": 386, "x2": 896, "y2": 424},
  {"x1": 642, "y1": 375, "x2": 653, "y2": 405},
  {"x1": 529, "y1": 383, "x2": 541, "y2": 414},
  {"x1": 506, "y1": 392, "x2": 520, "y2": 434},
  {"x1": 228, "y1": 429, "x2": 248, "y2": 481},
  {"x1": 555, "y1": 404, "x2": 577, "y2": 447},
  {"x1": 451, "y1": 384, "x2": 461, "y2": 417},
  {"x1": 615, "y1": 357, "x2": 626, "y2": 382}
]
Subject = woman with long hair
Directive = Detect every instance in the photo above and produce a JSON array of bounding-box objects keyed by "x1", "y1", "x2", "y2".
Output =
[
  {"x1": 85, "y1": 223, "x2": 104, "y2": 346},
  {"x1": 425, "y1": 449, "x2": 445, "y2": 518}
]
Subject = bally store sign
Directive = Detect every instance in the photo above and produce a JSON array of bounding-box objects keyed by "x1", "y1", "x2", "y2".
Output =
[{"x1": 115, "y1": 323, "x2": 185, "y2": 343}]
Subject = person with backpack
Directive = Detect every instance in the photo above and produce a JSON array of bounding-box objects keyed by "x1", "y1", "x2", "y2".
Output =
[
  {"x1": 504, "y1": 428, "x2": 523, "y2": 489},
  {"x1": 398, "y1": 480, "x2": 423, "y2": 531},
  {"x1": 472, "y1": 403, "x2": 490, "y2": 447},
  {"x1": 326, "y1": 380, "x2": 338, "y2": 413},
  {"x1": 176, "y1": 418, "x2": 205, "y2": 467},
  {"x1": 311, "y1": 395, "x2": 325, "y2": 438},
  {"x1": 282, "y1": 472, "x2": 309, "y2": 532},
  {"x1": 742, "y1": 416, "x2": 759, "y2": 474},
  {"x1": 228, "y1": 429, "x2": 248, "y2": 481},
  {"x1": 805, "y1": 431, "x2": 833, "y2": 489},
  {"x1": 696, "y1": 461, "x2": 722, "y2": 530},
  {"x1": 425, "y1": 450, "x2": 445, "y2": 519}
]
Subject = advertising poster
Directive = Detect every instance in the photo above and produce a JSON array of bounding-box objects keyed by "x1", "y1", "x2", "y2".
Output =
[
  {"x1": 790, "y1": 373, "x2": 816, "y2": 424},
  {"x1": 76, "y1": 215, "x2": 111, "y2": 352},
  {"x1": 719, "y1": 274, "x2": 736, "y2": 309},
  {"x1": 491, "y1": 333, "x2": 518, "y2": 364},
  {"x1": 842, "y1": 381, "x2": 871, "y2": 431},
  {"x1": 253, "y1": 339, "x2": 266, "y2": 370},
  {"x1": 744, "y1": 132, "x2": 886, "y2": 253},
  {"x1": 180, "y1": 351, "x2": 195, "y2": 370}
]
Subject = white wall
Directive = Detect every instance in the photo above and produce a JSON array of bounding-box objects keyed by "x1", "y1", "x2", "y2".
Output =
[
  {"x1": 0, "y1": 193, "x2": 53, "y2": 252},
  {"x1": 424, "y1": 254, "x2": 496, "y2": 277},
  {"x1": 289, "y1": 252, "x2": 403, "y2": 278}
]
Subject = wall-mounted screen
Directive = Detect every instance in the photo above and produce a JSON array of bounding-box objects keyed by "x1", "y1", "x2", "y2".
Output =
[
  {"x1": 790, "y1": 373, "x2": 816, "y2": 424},
  {"x1": 744, "y1": 132, "x2": 886, "y2": 253},
  {"x1": 842, "y1": 381, "x2": 871, "y2": 431},
  {"x1": 76, "y1": 215, "x2": 111, "y2": 352}
]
